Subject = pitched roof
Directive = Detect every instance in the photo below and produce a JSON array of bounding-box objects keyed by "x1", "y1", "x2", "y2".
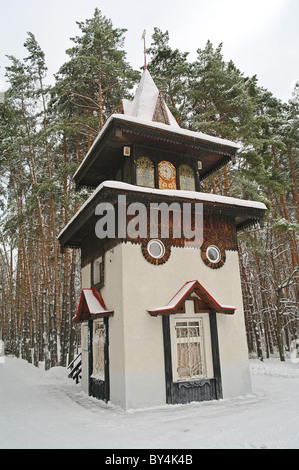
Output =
[
  {"x1": 73, "y1": 289, "x2": 114, "y2": 323},
  {"x1": 57, "y1": 180, "x2": 267, "y2": 251},
  {"x1": 121, "y1": 69, "x2": 179, "y2": 127},
  {"x1": 72, "y1": 70, "x2": 240, "y2": 188},
  {"x1": 147, "y1": 280, "x2": 236, "y2": 316}
]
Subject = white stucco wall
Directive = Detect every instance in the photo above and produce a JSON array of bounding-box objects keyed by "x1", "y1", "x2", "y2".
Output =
[
  {"x1": 99, "y1": 244, "x2": 166, "y2": 409},
  {"x1": 80, "y1": 241, "x2": 251, "y2": 409},
  {"x1": 81, "y1": 264, "x2": 91, "y2": 289},
  {"x1": 104, "y1": 242, "x2": 251, "y2": 408}
]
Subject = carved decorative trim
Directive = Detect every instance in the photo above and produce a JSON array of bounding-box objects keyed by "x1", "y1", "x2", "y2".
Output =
[
  {"x1": 178, "y1": 379, "x2": 211, "y2": 389},
  {"x1": 201, "y1": 240, "x2": 226, "y2": 270},
  {"x1": 141, "y1": 238, "x2": 171, "y2": 265},
  {"x1": 203, "y1": 214, "x2": 238, "y2": 252}
]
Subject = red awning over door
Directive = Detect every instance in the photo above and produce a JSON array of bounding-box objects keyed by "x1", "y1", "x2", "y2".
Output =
[
  {"x1": 73, "y1": 289, "x2": 114, "y2": 323},
  {"x1": 147, "y1": 280, "x2": 236, "y2": 316}
]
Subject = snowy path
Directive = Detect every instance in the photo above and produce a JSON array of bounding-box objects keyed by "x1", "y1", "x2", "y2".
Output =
[{"x1": 0, "y1": 356, "x2": 299, "y2": 449}]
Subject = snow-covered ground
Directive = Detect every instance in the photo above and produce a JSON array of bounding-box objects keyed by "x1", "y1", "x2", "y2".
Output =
[{"x1": 0, "y1": 356, "x2": 299, "y2": 449}]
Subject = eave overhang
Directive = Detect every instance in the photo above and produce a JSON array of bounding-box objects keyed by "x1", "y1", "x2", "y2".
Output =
[
  {"x1": 58, "y1": 181, "x2": 267, "y2": 252},
  {"x1": 147, "y1": 280, "x2": 236, "y2": 316},
  {"x1": 73, "y1": 114, "x2": 239, "y2": 189},
  {"x1": 73, "y1": 288, "x2": 114, "y2": 323}
]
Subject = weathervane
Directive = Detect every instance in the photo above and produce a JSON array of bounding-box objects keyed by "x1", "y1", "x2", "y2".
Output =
[{"x1": 141, "y1": 29, "x2": 146, "y2": 70}]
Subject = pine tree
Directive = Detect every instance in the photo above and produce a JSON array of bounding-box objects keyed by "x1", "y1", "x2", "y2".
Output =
[
  {"x1": 49, "y1": 9, "x2": 140, "y2": 364},
  {"x1": 0, "y1": 17, "x2": 297, "y2": 366},
  {"x1": 2, "y1": 35, "x2": 74, "y2": 368},
  {"x1": 53, "y1": 8, "x2": 139, "y2": 139},
  {"x1": 237, "y1": 86, "x2": 298, "y2": 361},
  {"x1": 189, "y1": 41, "x2": 257, "y2": 142}
]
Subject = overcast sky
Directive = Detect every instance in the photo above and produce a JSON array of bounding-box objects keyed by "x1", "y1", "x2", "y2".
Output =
[{"x1": 1, "y1": 0, "x2": 298, "y2": 103}]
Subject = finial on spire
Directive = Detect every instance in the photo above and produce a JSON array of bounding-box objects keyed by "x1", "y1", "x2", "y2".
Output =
[{"x1": 141, "y1": 29, "x2": 147, "y2": 70}]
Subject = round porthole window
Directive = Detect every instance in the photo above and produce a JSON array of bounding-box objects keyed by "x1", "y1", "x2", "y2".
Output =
[
  {"x1": 141, "y1": 239, "x2": 171, "y2": 265},
  {"x1": 201, "y1": 241, "x2": 225, "y2": 269},
  {"x1": 206, "y1": 245, "x2": 221, "y2": 264},
  {"x1": 147, "y1": 239, "x2": 166, "y2": 259}
]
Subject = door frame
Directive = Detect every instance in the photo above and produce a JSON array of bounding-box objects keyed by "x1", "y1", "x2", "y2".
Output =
[
  {"x1": 88, "y1": 317, "x2": 110, "y2": 402},
  {"x1": 162, "y1": 311, "x2": 222, "y2": 404}
]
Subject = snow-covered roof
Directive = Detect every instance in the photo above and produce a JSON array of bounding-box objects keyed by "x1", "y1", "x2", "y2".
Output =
[
  {"x1": 58, "y1": 180, "x2": 267, "y2": 242},
  {"x1": 73, "y1": 288, "x2": 114, "y2": 323},
  {"x1": 121, "y1": 69, "x2": 180, "y2": 127},
  {"x1": 116, "y1": 113, "x2": 239, "y2": 148},
  {"x1": 73, "y1": 71, "x2": 239, "y2": 184},
  {"x1": 147, "y1": 280, "x2": 236, "y2": 316}
]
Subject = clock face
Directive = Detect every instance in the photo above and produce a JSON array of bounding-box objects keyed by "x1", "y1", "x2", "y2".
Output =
[{"x1": 160, "y1": 163, "x2": 174, "y2": 179}]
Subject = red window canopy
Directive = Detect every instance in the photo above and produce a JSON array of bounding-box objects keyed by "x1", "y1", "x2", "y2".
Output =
[
  {"x1": 147, "y1": 280, "x2": 236, "y2": 316},
  {"x1": 73, "y1": 288, "x2": 114, "y2": 323}
]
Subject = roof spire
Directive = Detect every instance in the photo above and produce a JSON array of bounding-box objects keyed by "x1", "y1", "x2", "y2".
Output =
[
  {"x1": 141, "y1": 29, "x2": 147, "y2": 70},
  {"x1": 121, "y1": 68, "x2": 180, "y2": 127}
]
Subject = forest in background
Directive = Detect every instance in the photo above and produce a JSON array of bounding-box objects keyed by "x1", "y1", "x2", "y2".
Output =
[{"x1": 0, "y1": 9, "x2": 298, "y2": 369}]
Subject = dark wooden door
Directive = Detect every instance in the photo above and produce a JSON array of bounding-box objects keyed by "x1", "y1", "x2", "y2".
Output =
[
  {"x1": 88, "y1": 318, "x2": 110, "y2": 402},
  {"x1": 162, "y1": 312, "x2": 222, "y2": 405}
]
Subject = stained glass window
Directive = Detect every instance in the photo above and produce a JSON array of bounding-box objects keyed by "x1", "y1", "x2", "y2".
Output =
[
  {"x1": 179, "y1": 165, "x2": 195, "y2": 191},
  {"x1": 136, "y1": 156, "x2": 155, "y2": 188}
]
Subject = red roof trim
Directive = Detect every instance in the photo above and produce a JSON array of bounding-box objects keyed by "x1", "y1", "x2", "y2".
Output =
[
  {"x1": 147, "y1": 280, "x2": 236, "y2": 316},
  {"x1": 73, "y1": 288, "x2": 114, "y2": 323},
  {"x1": 167, "y1": 281, "x2": 196, "y2": 308}
]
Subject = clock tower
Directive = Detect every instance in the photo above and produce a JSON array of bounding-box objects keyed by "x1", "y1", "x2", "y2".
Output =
[{"x1": 59, "y1": 69, "x2": 266, "y2": 410}]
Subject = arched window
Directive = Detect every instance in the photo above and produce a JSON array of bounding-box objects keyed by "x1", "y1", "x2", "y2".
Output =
[
  {"x1": 179, "y1": 165, "x2": 195, "y2": 191},
  {"x1": 136, "y1": 157, "x2": 155, "y2": 188}
]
